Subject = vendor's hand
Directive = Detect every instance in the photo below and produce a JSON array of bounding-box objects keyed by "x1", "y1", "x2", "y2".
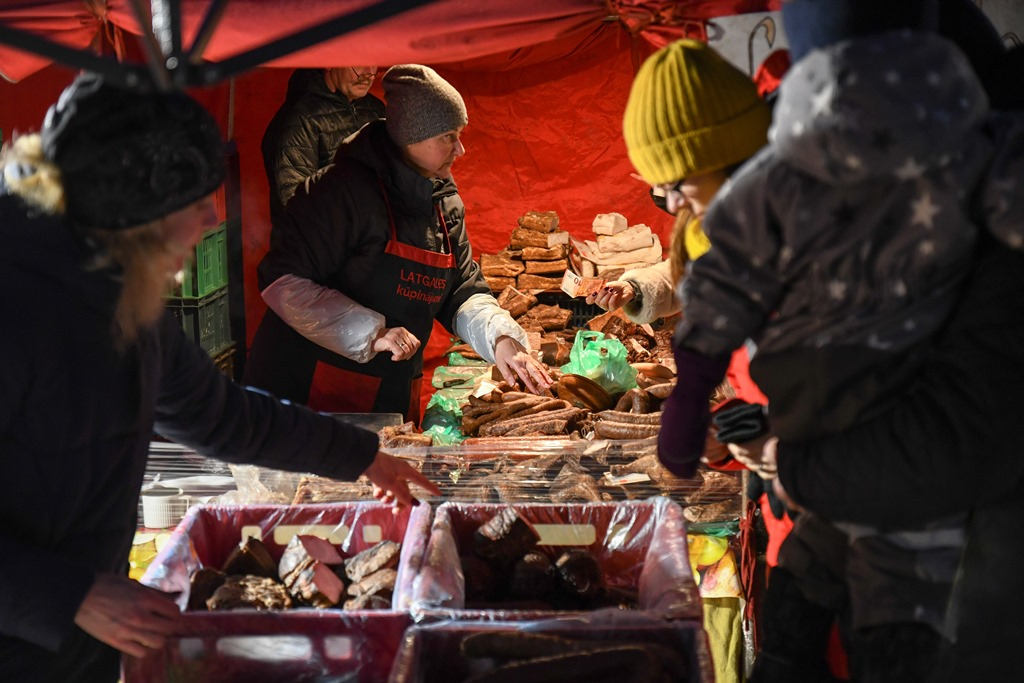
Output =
[
  {"x1": 727, "y1": 433, "x2": 779, "y2": 480},
  {"x1": 363, "y1": 451, "x2": 441, "y2": 513},
  {"x1": 74, "y1": 574, "x2": 183, "y2": 658},
  {"x1": 585, "y1": 281, "x2": 635, "y2": 312},
  {"x1": 373, "y1": 327, "x2": 420, "y2": 361},
  {"x1": 493, "y1": 335, "x2": 553, "y2": 394}
]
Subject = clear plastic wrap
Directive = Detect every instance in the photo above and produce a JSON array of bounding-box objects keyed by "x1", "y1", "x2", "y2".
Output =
[
  {"x1": 223, "y1": 439, "x2": 742, "y2": 516},
  {"x1": 409, "y1": 498, "x2": 702, "y2": 622},
  {"x1": 128, "y1": 502, "x2": 432, "y2": 683},
  {"x1": 386, "y1": 614, "x2": 716, "y2": 683}
]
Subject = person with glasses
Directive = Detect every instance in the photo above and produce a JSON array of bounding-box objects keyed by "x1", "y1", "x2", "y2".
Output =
[
  {"x1": 262, "y1": 65, "x2": 385, "y2": 246},
  {"x1": 245, "y1": 65, "x2": 552, "y2": 423},
  {"x1": 633, "y1": 2, "x2": 1024, "y2": 681}
]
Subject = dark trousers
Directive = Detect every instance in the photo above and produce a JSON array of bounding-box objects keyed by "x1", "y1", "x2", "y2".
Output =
[{"x1": 750, "y1": 512, "x2": 946, "y2": 683}]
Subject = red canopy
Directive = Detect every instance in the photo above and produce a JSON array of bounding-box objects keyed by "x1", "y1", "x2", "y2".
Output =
[
  {"x1": 0, "y1": 0, "x2": 780, "y2": 418},
  {"x1": 0, "y1": 1, "x2": 777, "y2": 81}
]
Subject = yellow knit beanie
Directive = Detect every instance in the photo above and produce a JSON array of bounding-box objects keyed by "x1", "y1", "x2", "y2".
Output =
[{"x1": 623, "y1": 39, "x2": 771, "y2": 185}]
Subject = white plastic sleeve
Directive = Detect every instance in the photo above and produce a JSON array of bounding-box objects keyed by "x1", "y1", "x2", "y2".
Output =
[
  {"x1": 453, "y1": 293, "x2": 531, "y2": 364},
  {"x1": 261, "y1": 274, "x2": 385, "y2": 363}
]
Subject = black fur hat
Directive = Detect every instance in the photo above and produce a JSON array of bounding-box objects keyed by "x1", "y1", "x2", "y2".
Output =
[{"x1": 41, "y1": 72, "x2": 225, "y2": 230}]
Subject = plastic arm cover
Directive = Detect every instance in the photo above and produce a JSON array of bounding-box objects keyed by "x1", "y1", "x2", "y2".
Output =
[
  {"x1": 261, "y1": 274, "x2": 385, "y2": 363},
  {"x1": 452, "y1": 293, "x2": 531, "y2": 364}
]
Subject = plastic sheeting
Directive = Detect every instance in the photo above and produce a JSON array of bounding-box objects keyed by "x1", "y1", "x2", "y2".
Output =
[
  {"x1": 387, "y1": 614, "x2": 716, "y2": 683},
  {"x1": 410, "y1": 498, "x2": 703, "y2": 621}
]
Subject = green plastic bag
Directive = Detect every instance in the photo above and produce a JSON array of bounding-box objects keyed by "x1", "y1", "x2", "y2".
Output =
[
  {"x1": 559, "y1": 330, "x2": 638, "y2": 395},
  {"x1": 421, "y1": 389, "x2": 468, "y2": 445}
]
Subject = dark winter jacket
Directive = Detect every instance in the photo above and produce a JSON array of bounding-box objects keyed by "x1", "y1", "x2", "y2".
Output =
[
  {"x1": 258, "y1": 118, "x2": 491, "y2": 343},
  {"x1": 679, "y1": 31, "x2": 1024, "y2": 441},
  {"x1": 0, "y1": 185, "x2": 378, "y2": 682},
  {"x1": 261, "y1": 69, "x2": 385, "y2": 240},
  {"x1": 777, "y1": 234, "x2": 1024, "y2": 677}
]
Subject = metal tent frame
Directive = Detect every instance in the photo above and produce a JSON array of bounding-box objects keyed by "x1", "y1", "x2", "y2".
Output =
[{"x1": 0, "y1": 0, "x2": 436, "y2": 89}]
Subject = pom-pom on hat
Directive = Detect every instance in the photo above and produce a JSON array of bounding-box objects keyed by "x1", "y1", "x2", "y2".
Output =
[
  {"x1": 623, "y1": 40, "x2": 771, "y2": 186},
  {"x1": 382, "y1": 64, "x2": 468, "y2": 146},
  {"x1": 41, "y1": 72, "x2": 226, "y2": 231}
]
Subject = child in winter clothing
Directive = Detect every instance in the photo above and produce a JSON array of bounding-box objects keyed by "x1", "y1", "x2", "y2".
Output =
[{"x1": 631, "y1": 1, "x2": 1024, "y2": 681}]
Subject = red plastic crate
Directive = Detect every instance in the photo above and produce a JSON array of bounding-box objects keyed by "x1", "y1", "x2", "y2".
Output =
[
  {"x1": 124, "y1": 502, "x2": 432, "y2": 683},
  {"x1": 387, "y1": 616, "x2": 716, "y2": 683},
  {"x1": 410, "y1": 498, "x2": 702, "y2": 622}
]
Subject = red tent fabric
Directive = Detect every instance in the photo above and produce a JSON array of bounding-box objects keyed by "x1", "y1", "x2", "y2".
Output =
[{"x1": 0, "y1": 0, "x2": 780, "y2": 418}]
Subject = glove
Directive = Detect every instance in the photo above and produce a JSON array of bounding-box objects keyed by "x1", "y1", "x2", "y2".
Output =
[
  {"x1": 713, "y1": 400, "x2": 768, "y2": 444},
  {"x1": 657, "y1": 346, "x2": 730, "y2": 478}
]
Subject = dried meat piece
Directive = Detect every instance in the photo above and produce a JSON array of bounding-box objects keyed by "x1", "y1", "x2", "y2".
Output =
[
  {"x1": 486, "y1": 275, "x2": 516, "y2": 291},
  {"x1": 516, "y1": 272, "x2": 564, "y2": 291},
  {"x1": 517, "y1": 210, "x2": 560, "y2": 233},
  {"x1": 292, "y1": 475, "x2": 376, "y2": 504},
  {"x1": 344, "y1": 540, "x2": 401, "y2": 582},
  {"x1": 343, "y1": 593, "x2": 392, "y2": 610},
  {"x1": 509, "y1": 551, "x2": 556, "y2": 599},
  {"x1": 524, "y1": 258, "x2": 568, "y2": 275},
  {"x1": 521, "y1": 245, "x2": 568, "y2": 260},
  {"x1": 278, "y1": 535, "x2": 346, "y2": 607},
  {"x1": 684, "y1": 498, "x2": 742, "y2": 524},
  {"x1": 496, "y1": 286, "x2": 539, "y2": 318},
  {"x1": 221, "y1": 537, "x2": 278, "y2": 579},
  {"x1": 555, "y1": 549, "x2": 604, "y2": 602},
  {"x1": 346, "y1": 567, "x2": 398, "y2": 597},
  {"x1": 473, "y1": 507, "x2": 541, "y2": 566},
  {"x1": 206, "y1": 575, "x2": 292, "y2": 611},
  {"x1": 187, "y1": 567, "x2": 226, "y2": 611}
]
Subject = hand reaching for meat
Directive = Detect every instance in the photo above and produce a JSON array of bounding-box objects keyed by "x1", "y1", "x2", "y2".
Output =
[
  {"x1": 494, "y1": 335, "x2": 553, "y2": 394},
  {"x1": 363, "y1": 451, "x2": 441, "y2": 512}
]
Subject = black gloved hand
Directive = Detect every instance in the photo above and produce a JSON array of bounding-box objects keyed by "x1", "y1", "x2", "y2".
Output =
[{"x1": 713, "y1": 400, "x2": 768, "y2": 444}]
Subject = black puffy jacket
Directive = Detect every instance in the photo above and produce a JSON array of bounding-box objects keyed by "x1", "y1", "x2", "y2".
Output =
[{"x1": 261, "y1": 69, "x2": 385, "y2": 241}]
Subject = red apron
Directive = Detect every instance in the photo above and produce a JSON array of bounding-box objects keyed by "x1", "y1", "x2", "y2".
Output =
[{"x1": 245, "y1": 183, "x2": 458, "y2": 424}]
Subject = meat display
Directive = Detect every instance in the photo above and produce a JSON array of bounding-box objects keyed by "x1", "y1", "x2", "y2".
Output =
[
  {"x1": 206, "y1": 575, "x2": 293, "y2": 610},
  {"x1": 456, "y1": 507, "x2": 640, "y2": 611},
  {"x1": 192, "y1": 536, "x2": 403, "y2": 612}
]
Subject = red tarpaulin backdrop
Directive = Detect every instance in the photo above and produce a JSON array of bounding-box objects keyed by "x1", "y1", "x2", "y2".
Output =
[{"x1": 0, "y1": 1, "x2": 779, "y2": 418}]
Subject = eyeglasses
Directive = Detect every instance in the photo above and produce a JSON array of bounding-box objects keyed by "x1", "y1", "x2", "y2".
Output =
[
  {"x1": 653, "y1": 179, "x2": 685, "y2": 197},
  {"x1": 350, "y1": 67, "x2": 379, "y2": 79}
]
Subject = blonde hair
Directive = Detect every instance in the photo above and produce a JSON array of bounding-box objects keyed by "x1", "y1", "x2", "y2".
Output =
[
  {"x1": 668, "y1": 206, "x2": 692, "y2": 285},
  {"x1": 3, "y1": 134, "x2": 182, "y2": 347}
]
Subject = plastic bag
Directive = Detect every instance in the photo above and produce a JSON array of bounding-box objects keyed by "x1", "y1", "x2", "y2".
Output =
[
  {"x1": 422, "y1": 389, "x2": 469, "y2": 446},
  {"x1": 559, "y1": 330, "x2": 638, "y2": 395}
]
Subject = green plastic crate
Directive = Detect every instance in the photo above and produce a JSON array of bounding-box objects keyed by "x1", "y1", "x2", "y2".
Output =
[
  {"x1": 169, "y1": 222, "x2": 228, "y2": 298},
  {"x1": 166, "y1": 287, "x2": 232, "y2": 355}
]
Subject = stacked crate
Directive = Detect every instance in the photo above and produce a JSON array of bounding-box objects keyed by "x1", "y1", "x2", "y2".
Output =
[{"x1": 165, "y1": 222, "x2": 234, "y2": 364}]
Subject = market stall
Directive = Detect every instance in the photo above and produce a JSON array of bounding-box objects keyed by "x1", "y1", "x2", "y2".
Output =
[{"x1": 8, "y1": 2, "x2": 1023, "y2": 682}]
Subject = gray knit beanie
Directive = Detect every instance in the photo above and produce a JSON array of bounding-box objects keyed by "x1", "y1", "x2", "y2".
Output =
[{"x1": 383, "y1": 65, "x2": 468, "y2": 146}]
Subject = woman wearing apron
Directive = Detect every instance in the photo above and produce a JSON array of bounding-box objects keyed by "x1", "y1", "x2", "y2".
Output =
[{"x1": 245, "y1": 65, "x2": 551, "y2": 422}]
